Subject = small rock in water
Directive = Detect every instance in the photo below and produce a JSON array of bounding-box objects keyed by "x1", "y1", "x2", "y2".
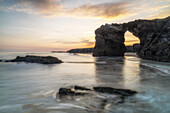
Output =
[
  {"x1": 58, "y1": 88, "x2": 89, "y2": 96},
  {"x1": 74, "y1": 86, "x2": 92, "y2": 91},
  {"x1": 57, "y1": 85, "x2": 138, "y2": 109},
  {"x1": 59, "y1": 88, "x2": 73, "y2": 95},
  {"x1": 93, "y1": 87, "x2": 137, "y2": 96},
  {"x1": 4, "y1": 55, "x2": 63, "y2": 64},
  {"x1": 58, "y1": 86, "x2": 137, "y2": 97}
]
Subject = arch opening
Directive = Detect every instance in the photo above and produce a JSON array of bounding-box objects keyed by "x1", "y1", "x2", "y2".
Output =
[{"x1": 124, "y1": 31, "x2": 140, "y2": 53}]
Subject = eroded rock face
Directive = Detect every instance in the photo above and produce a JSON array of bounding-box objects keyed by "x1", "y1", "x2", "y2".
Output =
[
  {"x1": 125, "y1": 17, "x2": 170, "y2": 61},
  {"x1": 93, "y1": 24, "x2": 126, "y2": 56},
  {"x1": 5, "y1": 55, "x2": 63, "y2": 64},
  {"x1": 93, "y1": 16, "x2": 170, "y2": 62}
]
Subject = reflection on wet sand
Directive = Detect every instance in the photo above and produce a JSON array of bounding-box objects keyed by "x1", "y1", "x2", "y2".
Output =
[
  {"x1": 94, "y1": 55, "x2": 141, "y2": 90},
  {"x1": 94, "y1": 57, "x2": 125, "y2": 88},
  {"x1": 123, "y1": 56, "x2": 141, "y2": 89}
]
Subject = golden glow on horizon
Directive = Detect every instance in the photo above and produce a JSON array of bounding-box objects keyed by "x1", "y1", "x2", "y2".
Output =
[{"x1": 0, "y1": 0, "x2": 169, "y2": 51}]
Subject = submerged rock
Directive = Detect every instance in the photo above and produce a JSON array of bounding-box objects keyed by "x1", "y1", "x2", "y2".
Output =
[
  {"x1": 74, "y1": 86, "x2": 92, "y2": 91},
  {"x1": 57, "y1": 86, "x2": 138, "y2": 112},
  {"x1": 58, "y1": 86, "x2": 137, "y2": 97},
  {"x1": 58, "y1": 87, "x2": 89, "y2": 96},
  {"x1": 56, "y1": 86, "x2": 138, "y2": 112},
  {"x1": 57, "y1": 86, "x2": 137, "y2": 104},
  {"x1": 93, "y1": 87, "x2": 137, "y2": 96},
  {"x1": 5, "y1": 55, "x2": 63, "y2": 64},
  {"x1": 93, "y1": 16, "x2": 170, "y2": 62}
]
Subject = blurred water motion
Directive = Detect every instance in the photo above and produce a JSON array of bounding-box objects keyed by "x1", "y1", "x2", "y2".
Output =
[{"x1": 0, "y1": 52, "x2": 170, "y2": 113}]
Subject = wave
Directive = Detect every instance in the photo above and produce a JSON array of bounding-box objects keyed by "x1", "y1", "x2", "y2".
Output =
[
  {"x1": 29, "y1": 90, "x2": 55, "y2": 98},
  {"x1": 47, "y1": 103, "x2": 87, "y2": 110},
  {"x1": 65, "y1": 61, "x2": 107, "y2": 64},
  {"x1": 141, "y1": 64, "x2": 170, "y2": 75}
]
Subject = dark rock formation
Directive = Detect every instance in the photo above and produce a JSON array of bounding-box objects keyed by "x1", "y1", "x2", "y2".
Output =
[
  {"x1": 58, "y1": 88, "x2": 88, "y2": 96},
  {"x1": 93, "y1": 24, "x2": 126, "y2": 56},
  {"x1": 51, "y1": 51, "x2": 66, "y2": 53},
  {"x1": 58, "y1": 86, "x2": 137, "y2": 97},
  {"x1": 133, "y1": 43, "x2": 140, "y2": 52},
  {"x1": 93, "y1": 87, "x2": 137, "y2": 97},
  {"x1": 74, "y1": 86, "x2": 91, "y2": 91},
  {"x1": 57, "y1": 86, "x2": 137, "y2": 110},
  {"x1": 67, "y1": 44, "x2": 140, "y2": 53},
  {"x1": 5, "y1": 55, "x2": 63, "y2": 64},
  {"x1": 67, "y1": 48, "x2": 93, "y2": 53},
  {"x1": 93, "y1": 16, "x2": 170, "y2": 62}
]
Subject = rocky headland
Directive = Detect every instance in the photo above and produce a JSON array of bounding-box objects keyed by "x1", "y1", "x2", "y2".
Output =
[
  {"x1": 67, "y1": 44, "x2": 140, "y2": 53},
  {"x1": 93, "y1": 16, "x2": 170, "y2": 62},
  {"x1": 51, "y1": 51, "x2": 66, "y2": 53},
  {"x1": 67, "y1": 48, "x2": 94, "y2": 53},
  {"x1": 4, "y1": 55, "x2": 63, "y2": 64}
]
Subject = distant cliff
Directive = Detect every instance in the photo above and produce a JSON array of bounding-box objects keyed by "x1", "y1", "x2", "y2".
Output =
[
  {"x1": 126, "y1": 43, "x2": 140, "y2": 52},
  {"x1": 67, "y1": 48, "x2": 94, "y2": 53},
  {"x1": 67, "y1": 44, "x2": 140, "y2": 53}
]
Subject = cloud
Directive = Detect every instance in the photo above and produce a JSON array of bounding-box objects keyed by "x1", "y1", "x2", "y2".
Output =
[
  {"x1": 54, "y1": 41, "x2": 79, "y2": 44},
  {"x1": 70, "y1": 2, "x2": 130, "y2": 18},
  {"x1": 150, "y1": 6, "x2": 170, "y2": 19},
  {"x1": 55, "y1": 39, "x2": 94, "y2": 46},
  {"x1": 3, "y1": 0, "x2": 130, "y2": 18},
  {"x1": 2, "y1": 0, "x2": 169, "y2": 20},
  {"x1": 125, "y1": 40, "x2": 140, "y2": 43},
  {"x1": 8, "y1": 0, "x2": 64, "y2": 16},
  {"x1": 81, "y1": 39, "x2": 94, "y2": 46}
]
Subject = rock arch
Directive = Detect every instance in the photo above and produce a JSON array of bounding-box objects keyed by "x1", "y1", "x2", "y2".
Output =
[{"x1": 93, "y1": 16, "x2": 170, "y2": 62}]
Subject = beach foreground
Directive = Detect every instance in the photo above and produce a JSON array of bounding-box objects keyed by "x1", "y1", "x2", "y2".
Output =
[{"x1": 0, "y1": 52, "x2": 170, "y2": 113}]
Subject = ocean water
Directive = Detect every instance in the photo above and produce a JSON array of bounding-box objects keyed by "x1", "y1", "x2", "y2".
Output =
[{"x1": 0, "y1": 52, "x2": 170, "y2": 113}]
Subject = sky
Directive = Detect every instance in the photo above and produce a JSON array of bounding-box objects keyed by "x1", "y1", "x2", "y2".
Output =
[{"x1": 0, "y1": 0, "x2": 169, "y2": 52}]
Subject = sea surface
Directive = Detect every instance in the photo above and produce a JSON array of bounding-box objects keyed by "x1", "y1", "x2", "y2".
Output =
[{"x1": 0, "y1": 52, "x2": 170, "y2": 113}]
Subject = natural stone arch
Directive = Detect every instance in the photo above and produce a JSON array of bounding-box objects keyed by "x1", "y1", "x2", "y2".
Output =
[{"x1": 93, "y1": 16, "x2": 170, "y2": 62}]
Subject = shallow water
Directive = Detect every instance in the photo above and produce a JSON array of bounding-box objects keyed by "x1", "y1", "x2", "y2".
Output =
[{"x1": 0, "y1": 52, "x2": 170, "y2": 113}]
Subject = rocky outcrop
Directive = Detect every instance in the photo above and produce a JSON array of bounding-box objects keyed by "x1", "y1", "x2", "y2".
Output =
[
  {"x1": 93, "y1": 24, "x2": 126, "y2": 56},
  {"x1": 93, "y1": 87, "x2": 137, "y2": 97},
  {"x1": 5, "y1": 55, "x2": 63, "y2": 64},
  {"x1": 57, "y1": 86, "x2": 137, "y2": 105},
  {"x1": 51, "y1": 51, "x2": 66, "y2": 53},
  {"x1": 58, "y1": 86, "x2": 137, "y2": 97},
  {"x1": 67, "y1": 48, "x2": 93, "y2": 53},
  {"x1": 67, "y1": 45, "x2": 140, "y2": 53},
  {"x1": 59, "y1": 88, "x2": 89, "y2": 96},
  {"x1": 93, "y1": 16, "x2": 170, "y2": 62}
]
